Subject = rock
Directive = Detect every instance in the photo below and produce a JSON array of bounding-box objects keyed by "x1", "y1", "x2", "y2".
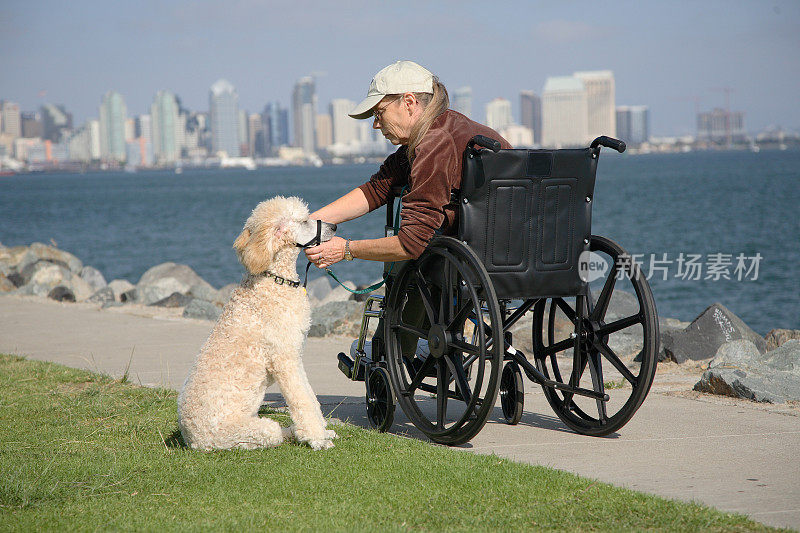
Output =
[
  {"x1": 766, "y1": 340, "x2": 800, "y2": 373},
  {"x1": 17, "y1": 242, "x2": 82, "y2": 274},
  {"x1": 19, "y1": 259, "x2": 67, "y2": 286},
  {"x1": 188, "y1": 281, "x2": 218, "y2": 302},
  {"x1": 309, "y1": 300, "x2": 364, "y2": 337},
  {"x1": 151, "y1": 292, "x2": 193, "y2": 308},
  {"x1": 306, "y1": 276, "x2": 333, "y2": 303},
  {"x1": 108, "y1": 279, "x2": 134, "y2": 301},
  {"x1": 134, "y1": 262, "x2": 215, "y2": 306},
  {"x1": 662, "y1": 303, "x2": 767, "y2": 364},
  {"x1": 68, "y1": 275, "x2": 94, "y2": 301},
  {"x1": 101, "y1": 300, "x2": 123, "y2": 309},
  {"x1": 138, "y1": 262, "x2": 209, "y2": 288},
  {"x1": 15, "y1": 263, "x2": 73, "y2": 297},
  {"x1": 765, "y1": 329, "x2": 800, "y2": 351},
  {"x1": 0, "y1": 244, "x2": 29, "y2": 272},
  {"x1": 318, "y1": 280, "x2": 357, "y2": 306},
  {"x1": 79, "y1": 266, "x2": 107, "y2": 292},
  {"x1": 129, "y1": 277, "x2": 187, "y2": 305},
  {"x1": 120, "y1": 288, "x2": 137, "y2": 303},
  {"x1": 48, "y1": 286, "x2": 76, "y2": 302},
  {"x1": 182, "y1": 299, "x2": 222, "y2": 321},
  {"x1": 214, "y1": 283, "x2": 237, "y2": 306},
  {"x1": 0, "y1": 274, "x2": 15, "y2": 293},
  {"x1": 6, "y1": 272, "x2": 24, "y2": 288},
  {"x1": 88, "y1": 286, "x2": 115, "y2": 304},
  {"x1": 655, "y1": 318, "x2": 691, "y2": 362},
  {"x1": 694, "y1": 339, "x2": 800, "y2": 403},
  {"x1": 21, "y1": 263, "x2": 93, "y2": 301},
  {"x1": 509, "y1": 300, "x2": 573, "y2": 355},
  {"x1": 594, "y1": 289, "x2": 640, "y2": 322}
]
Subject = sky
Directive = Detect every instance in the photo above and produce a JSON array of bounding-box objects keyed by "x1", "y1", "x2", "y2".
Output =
[{"x1": 2, "y1": 0, "x2": 799, "y2": 137}]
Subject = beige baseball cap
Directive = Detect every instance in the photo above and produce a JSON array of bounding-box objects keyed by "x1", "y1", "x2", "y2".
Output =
[{"x1": 349, "y1": 60, "x2": 434, "y2": 119}]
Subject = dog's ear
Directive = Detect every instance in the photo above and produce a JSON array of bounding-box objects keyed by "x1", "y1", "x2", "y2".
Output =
[
  {"x1": 233, "y1": 227, "x2": 269, "y2": 274},
  {"x1": 233, "y1": 227, "x2": 251, "y2": 256},
  {"x1": 233, "y1": 220, "x2": 292, "y2": 274}
]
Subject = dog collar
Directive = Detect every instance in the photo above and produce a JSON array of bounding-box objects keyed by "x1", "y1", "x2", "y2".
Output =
[{"x1": 260, "y1": 271, "x2": 302, "y2": 288}]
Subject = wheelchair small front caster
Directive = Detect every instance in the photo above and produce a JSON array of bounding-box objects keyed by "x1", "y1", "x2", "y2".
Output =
[
  {"x1": 366, "y1": 366, "x2": 395, "y2": 432},
  {"x1": 500, "y1": 362, "x2": 524, "y2": 425}
]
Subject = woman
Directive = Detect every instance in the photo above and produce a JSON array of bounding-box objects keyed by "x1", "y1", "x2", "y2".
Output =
[
  {"x1": 305, "y1": 60, "x2": 510, "y2": 268},
  {"x1": 305, "y1": 60, "x2": 510, "y2": 360}
]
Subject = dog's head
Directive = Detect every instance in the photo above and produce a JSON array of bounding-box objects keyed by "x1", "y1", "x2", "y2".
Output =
[{"x1": 233, "y1": 196, "x2": 337, "y2": 274}]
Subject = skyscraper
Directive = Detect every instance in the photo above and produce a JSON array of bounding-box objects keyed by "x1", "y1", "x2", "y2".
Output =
[
  {"x1": 261, "y1": 102, "x2": 289, "y2": 156},
  {"x1": 329, "y1": 99, "x2": 357, "y2": 145},
  {"x1": 1, "y1": 101, "x2": 21, "y2": 139},
  {"x1": 485, "y1": 98, "x2": 513, "y2": 131},
  {"x1": 99, "y1": 91, "x2": 128, "y2": 162},
  {"x1": 20, "y1": 112, "x2": 43, "y2": 138},
  {"x1": 247, "y1": 113, "x2": 262, "y2": 157},
  {"x1": 697, "y1": 108, "x2": 746, "y2": 145},
  {"x1": 452, "y1": 87, "x2": 473, "y2": 118},
  {"x1": 209, "y1": 79, "x2": 240, "y2": 157},
  {"x1": 292, "y1": 77, "x2": 317, "y2": 155},
  {"x1": 68, "y1": 121, "x2": 101, "y2": 162},
  {"x1": 541, "y1": 76, "x2": 588, "y2": 148},
  {"x1": 315, "y1": 114, "x2": 332, "y2": 149},
  {"x1": 574, "y1": 70, "x2": 616, "y2": 139},
  {"x1": 519, "y1": 90, "x2": 541, "y2": 145},
  {"x1": 616, "y1": 106, "x2": 649, "y2": 146},
  {"x1": 136, "y1": 114, "x2": 153, "y2": 145},
  {"x1": 238, "y1": 109, "x2": 248, "y2": 156},
  {"x1": 151, "y1": 90, "x2": 180, "y2": 164},
  {"x1": 40, "y1": 104, "x2": 72, "y2": 142}
]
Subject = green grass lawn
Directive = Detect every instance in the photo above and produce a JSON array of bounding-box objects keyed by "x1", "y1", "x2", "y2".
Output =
[{"x1": 0, "y1": 353, "x2": 780, "y2": 532}]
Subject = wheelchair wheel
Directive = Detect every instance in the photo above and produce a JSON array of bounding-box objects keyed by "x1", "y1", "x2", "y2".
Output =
[
  {"x1": 366, "y1": 366, "x2": 394, "y2": 432},
  {"x1": 500, "y1": 362, "x2": 524, "y2": 425},
  {"x1": 385, "y1": 236, "x2": 503, "y2": 446},
  {"x1": 532, "y1": 235, "x2": 658, "y2": 436}
]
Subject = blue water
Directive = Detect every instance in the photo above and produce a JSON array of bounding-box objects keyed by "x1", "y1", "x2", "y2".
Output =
[{"x1": 2, "y1": 150, "x2": 798, "y2": 335}]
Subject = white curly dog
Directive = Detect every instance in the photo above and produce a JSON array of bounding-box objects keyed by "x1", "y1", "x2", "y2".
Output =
[{"x1": 178, "y1": 196, "x2": 338, "y2": 451}]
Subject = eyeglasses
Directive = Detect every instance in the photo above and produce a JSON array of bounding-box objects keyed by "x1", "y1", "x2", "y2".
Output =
[{"x1": 372, "y1": 96, "x2": 402, "y2": 122}]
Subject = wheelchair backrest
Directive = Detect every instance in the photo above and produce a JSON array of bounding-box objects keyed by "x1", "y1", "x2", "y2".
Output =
[{"x1": 459, "y1": 147, "x2": 598, "y2": 299}]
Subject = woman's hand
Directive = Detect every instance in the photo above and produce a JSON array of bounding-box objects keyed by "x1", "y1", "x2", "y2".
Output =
[{"x1": 304, "y1": 236, "x2": 347, "y2": 269}]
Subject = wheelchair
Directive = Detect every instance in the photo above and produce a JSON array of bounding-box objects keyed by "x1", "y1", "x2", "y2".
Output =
[{"x1": 337, "y1": 135, "x2": 659, "y2": 445}]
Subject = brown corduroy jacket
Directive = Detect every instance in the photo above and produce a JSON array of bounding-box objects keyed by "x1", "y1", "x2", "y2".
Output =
[{"x1": 359, "y1": 109, "x2": 511, "y2": 258}]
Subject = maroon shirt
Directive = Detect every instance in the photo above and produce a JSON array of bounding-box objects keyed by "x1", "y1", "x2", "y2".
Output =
[{"x1": 359, "y1": 109, "x2": 511, "y2": 258}]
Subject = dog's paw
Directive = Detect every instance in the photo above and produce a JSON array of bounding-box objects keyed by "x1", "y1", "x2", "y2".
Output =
[
  {"x1": 308, "y1": 439, "x2": 334, "y2": 451},
  {"x1": 324, "y1": 429, "x2": 339, "y2": 440}
]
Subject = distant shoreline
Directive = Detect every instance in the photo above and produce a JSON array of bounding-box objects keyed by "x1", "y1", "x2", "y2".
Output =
[{"x1": 4, "y1": 145, "x2": 799, "y2": 177}]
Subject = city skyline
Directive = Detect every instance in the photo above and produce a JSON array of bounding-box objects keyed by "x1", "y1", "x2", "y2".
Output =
[{"x1": 2, "y1": 1, "x2": 799, "y2": 137}]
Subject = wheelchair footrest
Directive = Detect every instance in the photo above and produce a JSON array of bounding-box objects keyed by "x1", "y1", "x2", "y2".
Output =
[{"x1": 337, "y1": 352, "x2": 366, "y2": 381}]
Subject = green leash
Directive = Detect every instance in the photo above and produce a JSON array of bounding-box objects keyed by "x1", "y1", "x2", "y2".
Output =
[{"x1": 324, "y1": 187, "x2": 406, "y2": 295}]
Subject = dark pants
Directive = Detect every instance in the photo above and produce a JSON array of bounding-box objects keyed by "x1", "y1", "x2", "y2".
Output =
[{"x1": 371, "y1": 269, "x2": 441, "y2": 360}]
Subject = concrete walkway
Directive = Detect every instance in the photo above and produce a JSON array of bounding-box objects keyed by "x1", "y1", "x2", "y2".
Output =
[{"x1": 1, "y1": 294, "x2": 798, "y2": 530}]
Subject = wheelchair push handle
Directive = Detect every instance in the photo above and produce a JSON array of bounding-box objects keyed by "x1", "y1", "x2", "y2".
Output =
[
  {"x1": 467, "y1": 135, "x2": 502, "y2": 153},
  {"x1": 590, "y1": 136, "x2": 626, "y2": 153}
]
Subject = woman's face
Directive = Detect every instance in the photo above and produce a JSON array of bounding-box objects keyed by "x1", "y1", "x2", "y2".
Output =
[{"x1": 372, "y1": 94, "x2": 419, "y2": 145}]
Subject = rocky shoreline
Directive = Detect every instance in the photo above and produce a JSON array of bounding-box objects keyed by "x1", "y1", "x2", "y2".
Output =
[{"x1": 2, "y1": 241, "x2": 798, "y2": 404}]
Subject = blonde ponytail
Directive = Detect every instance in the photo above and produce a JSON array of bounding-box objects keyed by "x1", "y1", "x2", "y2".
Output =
[{"x1": 406, "y1": 77, "x2": 449, "y2": 164}]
